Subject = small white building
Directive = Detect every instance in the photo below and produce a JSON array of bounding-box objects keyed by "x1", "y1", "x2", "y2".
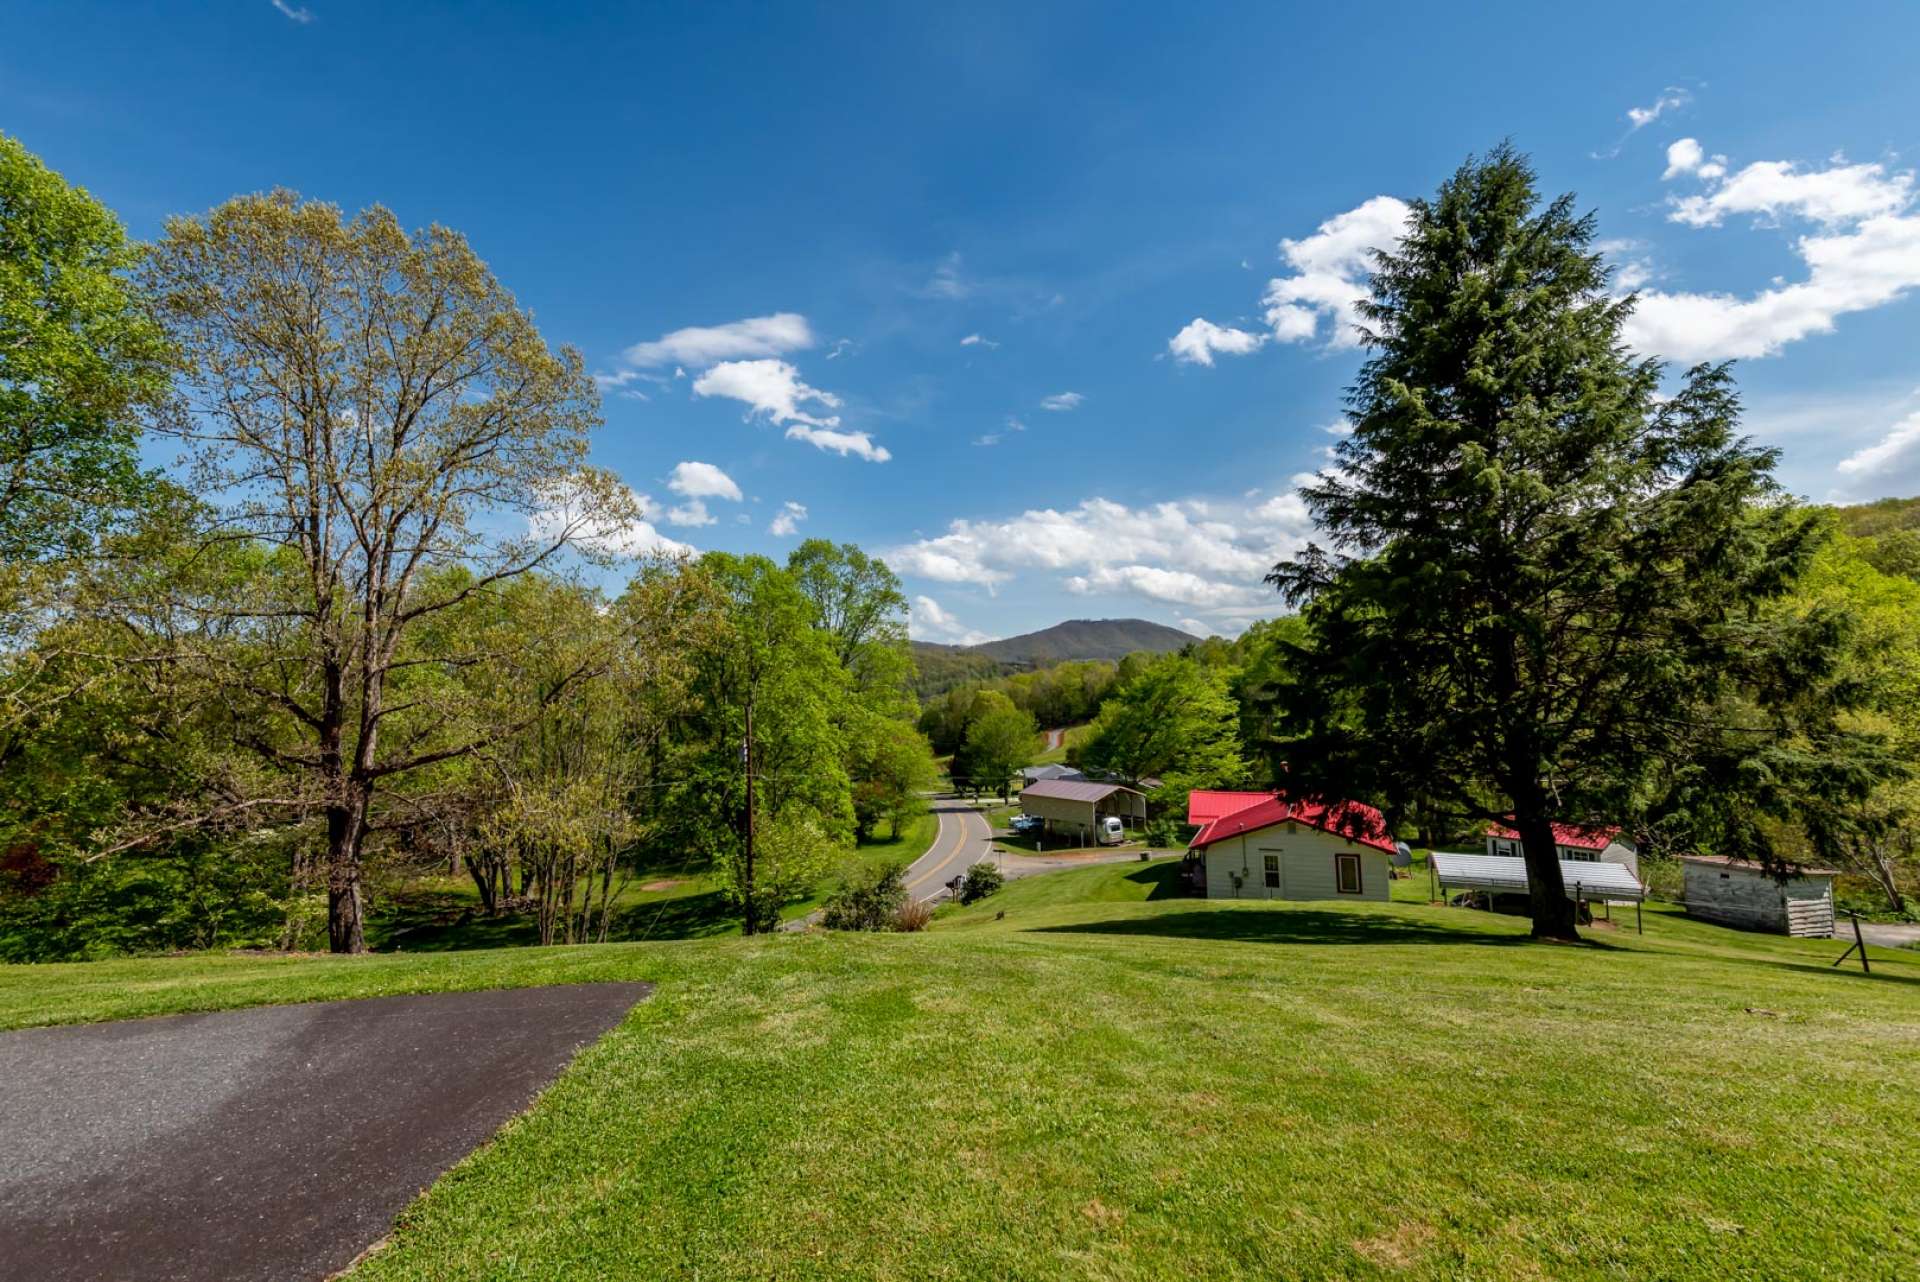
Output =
[
  {"x1": 1187, "y1": 792, "x2": 1394, "y2": 903},
  {"x1": 1485, "y1": 822, "x2": 1639, "y2": 878},
  {"x1": 1680, "y1": 855, "x2": 1837, "y2": 938}
]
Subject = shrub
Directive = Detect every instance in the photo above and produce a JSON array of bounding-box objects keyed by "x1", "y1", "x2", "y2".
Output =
[
  {"x1": 821, "y1": 863, "x2": 907, "y2": 931},
  {"x1": 1143, "y1": 817, "x2": 1185, "y2": 850},
  {"x1": 892, "y1": 898, "x2": 933, "y2": 932},
  {"x1": 959, "y1": 860, "x2": 1004, "y2": 905}
]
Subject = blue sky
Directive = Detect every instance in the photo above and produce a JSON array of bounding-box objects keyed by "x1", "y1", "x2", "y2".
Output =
[{"x1": 7, "y1": 1, "x2": 1920, "y2": 642}]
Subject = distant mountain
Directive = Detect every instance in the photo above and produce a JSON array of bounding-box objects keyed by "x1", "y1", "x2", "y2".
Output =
[{"x1": 915, "y1": 618, "x2": 1198, "y2": 667}]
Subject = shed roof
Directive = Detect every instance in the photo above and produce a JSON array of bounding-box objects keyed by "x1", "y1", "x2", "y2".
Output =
[
  {"x1": 1679, "y1": 854, "x2": 1840, "y2": 878},
  {"x1": 1485, "y1": 821, "x2": 1624, "y2": 850},
  {"x1": 1022, "y1": 764, "x2": 1087, "y2": 783},
  {"x1": 1020, "y1": 778, "x2": 1142, "y2": 804},
  {"x1": 1189, "y1": 795, "x2": 1396, "y2": 854},
  {"x1": 1187, "y1": 790, "x2": 1282, "y2": 826},
  {"x1": 1429, "y1": 852, "x2": 1645, "y2": 901}
]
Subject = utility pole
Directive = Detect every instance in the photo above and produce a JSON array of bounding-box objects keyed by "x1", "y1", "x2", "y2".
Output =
[{"x1": 742, "y1": 696, "x2": 756, "y2": 934}]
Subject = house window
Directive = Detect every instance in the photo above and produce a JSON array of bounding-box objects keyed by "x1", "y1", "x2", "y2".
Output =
[
  {"x1": 1493, "y1": 840, "x2": 1517, "y2": 857},
  {"x1": 1336, "y1": 853, "x2": 1362, "y2": 894},
  {"x1": 1565, "y1": 849, "x2": 1597, "y2": 862},
  {"x1": 1263, "y1": 854, "x2": 1280, "y2": 889}
]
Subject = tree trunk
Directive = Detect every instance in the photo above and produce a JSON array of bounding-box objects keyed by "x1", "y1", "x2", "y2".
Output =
[
  {"x1": 325, "y1": 797, "x2": 368, "y2": 954},
  {"x1": 1516, "y1": 810, "x2": 1577, "y2": 941},
  {"x1": 1864, "y1": 838, "x2": 1907, "y2": 916}
]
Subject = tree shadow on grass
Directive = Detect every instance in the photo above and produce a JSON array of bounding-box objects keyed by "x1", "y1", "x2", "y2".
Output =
[
  {"x1": 1031, "y1": 908, "x2": 1542, "y2": 948},
  {"x1": 1122, "y1": 861, "x2": 1191, "y2": 901}
]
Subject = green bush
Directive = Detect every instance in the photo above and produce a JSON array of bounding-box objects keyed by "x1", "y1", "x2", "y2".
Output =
[
  {"x1": 1144, "y1": 817, "x2": 1185, "y2": 850},
  {"x1": 959, "y1": 861, "x2": 1004, "y2": 905},
  {"x1": 821, "y1": 863, "x2": 908, "y2": 931}
]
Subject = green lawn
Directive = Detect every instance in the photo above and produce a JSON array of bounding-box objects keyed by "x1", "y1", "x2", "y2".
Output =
[
  {"x1": 5, "y1": 859, "x2": 1917, "y2": 1279},
  {"x1": 364, "y1": 809, "x2": 942, "y2": 951}
]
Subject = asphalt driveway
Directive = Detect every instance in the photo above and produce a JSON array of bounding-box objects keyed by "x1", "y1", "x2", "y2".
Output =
[{"x1": 0, "y1": 981, "x2": 650, "y2": 1281}]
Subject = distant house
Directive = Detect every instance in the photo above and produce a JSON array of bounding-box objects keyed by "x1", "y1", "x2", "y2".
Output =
[
  {"x1": 1680, "y1": 855, "x2": 1837, "y2": 938},
  {"x1": 1484, "y1": 822, "x2": 1639, "y2": 878},
  {"x1": 1185, "y1": 791, "x2": 1394, "y2": 902},
  {"x1": 1019, "y1": 779, "x2": 1147, "y2": 843},
  {"x1": 1021, "y1": 763, "x2": 1087, "y2": 786}
]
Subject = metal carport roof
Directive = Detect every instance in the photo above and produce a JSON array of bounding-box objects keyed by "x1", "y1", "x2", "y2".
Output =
[{"x1": 1428, "y1": 852, "x2": 1646, "y2": 902}]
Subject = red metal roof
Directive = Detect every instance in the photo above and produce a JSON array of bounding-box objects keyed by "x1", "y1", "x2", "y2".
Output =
[
  {"x1": 1188, "y1": 794, "x2": 1396, "y2": 854},
  {"x1": 1186, "y1": 790, "x2": 1282, "y2": 826},
  {"x1": 1485, "y1": 822, "x2": 1623, "y2": 851}
]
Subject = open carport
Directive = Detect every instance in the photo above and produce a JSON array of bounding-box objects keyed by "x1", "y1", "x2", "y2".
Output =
[
  {"x1": 1428, "y1": 851, "x2": 1647, "y2": 932},
  {"x1": 1019, "y1": 778, "x2": 1147, "y2": 844}
]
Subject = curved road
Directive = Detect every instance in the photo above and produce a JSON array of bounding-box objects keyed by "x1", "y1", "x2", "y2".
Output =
[{"x1": 903, "y1": 802, "x2": 995, "y2": 902}]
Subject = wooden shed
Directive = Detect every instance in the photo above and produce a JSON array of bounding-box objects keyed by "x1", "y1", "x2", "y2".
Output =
[
  {"x1": 1019, "y1": 779, "x2": 1147, "y2": 842},
  {"x1": 1679, "y1": 855, "x2": 1837, "y2": 938}
]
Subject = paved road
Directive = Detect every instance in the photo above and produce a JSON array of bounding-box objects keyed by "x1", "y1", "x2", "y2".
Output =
[
  {"x1": 904, "y1": 802, "x2": 996, "y2": 902},
  {"x1": 0, "y1": 982, "x2": 650, "y2": 1282},
  {"x1": 1851, "y1": 919, "x2": 1920, "y2": 950}
]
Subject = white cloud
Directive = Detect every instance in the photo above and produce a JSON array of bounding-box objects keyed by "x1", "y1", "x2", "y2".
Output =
[
  {"x1": 667, "y1": 460, "x2": 743, "y2": 502},
  {"x1": 960, "y1": 333, "x2": 999, "y2": 348},
  {"x1": 529, "y1": 481, "x2": 694, "y2": 559},
  {"x1": 1065, "y1": 564, "x2": 1266, "y2": 608},
  {"x1": 911, "y1": 595, "x2": 995, "y2": 646},
  {"x1": 1837, "y1": 408, "x2": 1920, "y2": 479},
  {"x1": 1175, "y1": 617, "x2": 1216, "y2": 638},
  {"x1": 1260, "y1": 196, "x2": 1412, "y2": 348},
  {"x1": 886, "y1": 491, "x2": 1317, "y2": 622},
  {"x1": 625, "y1": 313, "x2": 813, "y2": 368},
  {"x1": 1040, "y1": 391, "x2": 1084, "y2": 411},
  {"x1": 1627, "y1": 88, "x2": 1691, "y2": 131},
  {"x1": 271, "y1": 0, "x2": 314, "y2": 22},
  {"x1": 1168, "y1": 318, "x2": 1268, "y2": 366},
  {"x1": 924, "y1": 252, "x2": 971, "y2": 300},
  {"x1": 1663, "y1": 138, "x2": 1710, "y2": 180},
  {"x1": 768, "y1": 501, "x2": 808, "y2": 536},
  {"x1": 1626, "y1": 145, "x2": 1920, "y2": 362},
  {"x1": 783, "y1": 424, "x2": 891, "y2": 462},
  {"x1": 665, "y1": 499, "x2": 716, "y2": 527},
  {"x1": 1670, "y1": 155, "x2": 1912, "y2": 228},
  {"x1": 693, "y1": 359, "x2": 843, "y2": 429}
]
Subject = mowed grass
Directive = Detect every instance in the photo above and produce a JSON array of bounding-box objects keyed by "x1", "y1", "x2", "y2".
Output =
[{"x1": 4, "y1": 861, "x2": 1917, "y2": 1280}]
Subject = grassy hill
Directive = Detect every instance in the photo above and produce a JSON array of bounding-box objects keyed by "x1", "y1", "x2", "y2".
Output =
[{"x1": 6, "y1": 862, "x2": 1916, "y2": 1279}]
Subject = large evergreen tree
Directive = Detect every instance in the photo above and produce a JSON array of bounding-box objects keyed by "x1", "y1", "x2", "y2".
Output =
[{"x1": 1269, "y1": 145, "x2": 1858, "y2": 940}]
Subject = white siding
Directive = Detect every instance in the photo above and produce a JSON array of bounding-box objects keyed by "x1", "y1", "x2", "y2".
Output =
[
  {"x1": 1201, "y1": 823, "x2": 1389, "y2": 903},
  {"x1": 1484, "y1": 834, "x2": 1639, "y2": 877}
]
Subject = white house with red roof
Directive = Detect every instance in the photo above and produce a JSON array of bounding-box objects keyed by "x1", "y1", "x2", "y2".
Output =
[
  {"x1": 1483, "y1": 822, "x2": 1638, "y2": 877},
  {"x1": 1185, "y1": 791, "x2": 1396, "y2": 902}
]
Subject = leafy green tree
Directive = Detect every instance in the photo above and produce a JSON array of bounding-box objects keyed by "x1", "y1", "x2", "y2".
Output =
[
  {"x1": 850, "y1": 717, "x2": 939, "y2": 842},
  {"x1": 1268, "y1": 145, "x2": 1874, "y2": 940},
  {"x1": 651, "y1": 554, "x2": 853, "y2": 932},
  {"x1": 0, "y1": 132, "x2": 168, "y2": 562},
  {"x1": 140, "y1": 192, "x2": 624, "y2": 953},
  {"x1": 955, "y1": 693, "x2": 1035, "y2": 800},
  {"x1": 1079, "y1": 654, "x2": 1246, "y2": 789},
  {"x1": 788, "y1": 539, "x2": 913, "y2": 706}
]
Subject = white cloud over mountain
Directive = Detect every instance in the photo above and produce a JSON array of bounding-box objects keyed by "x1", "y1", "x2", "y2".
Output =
[
  {"x1": 886, "y1": 488, "x2": 1320, "y2": 628},
  {"x1": 911, "y1": 595, "x2": 995, "y2": 646}
]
